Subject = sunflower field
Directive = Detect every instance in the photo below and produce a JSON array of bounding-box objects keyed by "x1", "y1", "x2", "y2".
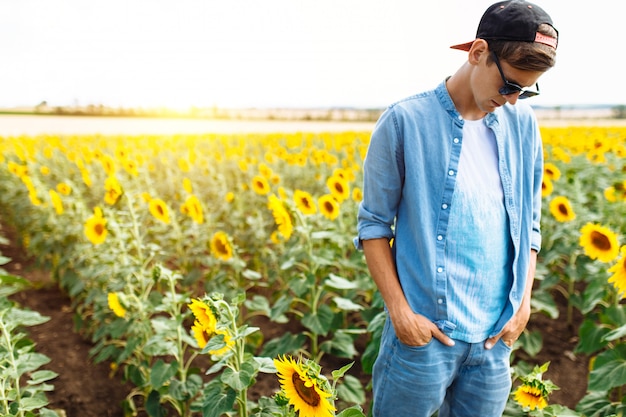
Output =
[{"x1": 0, "y1": 125, "x2": 625, "y2": 417}]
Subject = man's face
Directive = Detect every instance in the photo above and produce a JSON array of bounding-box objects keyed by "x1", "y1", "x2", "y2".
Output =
[{"x1": 473, "y1": 54, "x2": 544, "y2": 113}]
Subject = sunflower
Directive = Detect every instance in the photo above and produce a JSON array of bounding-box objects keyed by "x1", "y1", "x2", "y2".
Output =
[
  {"x1": 210, "y1": 231, "x2": 234, "y2": 261},
  {"x1": 579, "y1": 223, "x2": 620, "y2": 263},
  {"x1": 182, "y1": 177, "x2": 193, "y2": 193},
  {"x1": 543, "y1": 162, "x2": 561, "y2": 181},
  {"x1": 84, "y1": 209, "x2": 107, "y2": 245},
  {"x1": 252, "y1": 175, "x2": 271, "y2": 195},
  {"x1": 352, "y1": 187, "x2": 363, "y2": 203},
  {"x1": 188, "y1": 298, "x2": 217, "y2": 331},
  {"x1": 56, "y1": 182, "x2": 72, "y2": 195},
  {"x1": 548, "y1": 196, "x2": 575, "y2": 222},
  {"x1": 513, "y1": 384, "x2": 548, "y2": 411},
  {"x1": 49, "y1": 189, "x2": 64, "y2": 215},
  {"x1": 149, "y1": 198, "x2": 171, "y2": 224},
  {"x1": 104, "y1": 175, "x2": 123, "y2": 205},
  {"x1": 274, "y1": 355, "x2": 335, "y2": 417},
  {"x1": 326, "y1": 175, "x2": 350, "y2": 202},
  {"x1": 294, "y1": 189, "x2": 317, "y2": 215},
  {"x1": 318, "y1": 194, "x2": 340, "y2": 221},
  {"x1": 100, "y1": 154, "x2": 116, "y2": 176},
  {"x1": 268, "y1": 194, "x2": 293, "y2": 240},
  {"x1": 181, "y1": 194, "x2": 204, "y2": 224},
  {"x1": 107, "y1": 292, "x2": 127, "y2": 318},
  {"x1": 541, "y1": 178, "x2": 553, "y2": 198},
  {"x1": 122, "y1": 159, "x2": 139, "y2": 177},
  {"x1": 225, "y1": 191, "x2": 235, "y2": 203},
  {"x1": 608, "y1": 246, "x2": 626, "y2": 296}
]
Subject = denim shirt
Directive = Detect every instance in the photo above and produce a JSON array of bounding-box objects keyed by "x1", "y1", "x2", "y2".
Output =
[{"x1": 355, "y1": 80, "x2": 543, "y2": 339}]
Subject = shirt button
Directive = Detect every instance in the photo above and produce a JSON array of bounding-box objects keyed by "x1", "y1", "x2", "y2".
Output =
[
  {"x1": 438, "y1": 299, "x2": 444, "y2": 304},
  {"x1": 437, "y1": 235, "x2": 443, "y2": 241},
  {"x1": 442, "y1": 203, "x2": 448, "y2": 209},
  {"x1": 448, "y1": 170, "x2": 455, "y2": 176},
  {"x1": 453, "y1": 138, "x2": 459, "y2": 144},
  {"x1": 437, "y1": 267, "x2": 443, "y2": 273}
]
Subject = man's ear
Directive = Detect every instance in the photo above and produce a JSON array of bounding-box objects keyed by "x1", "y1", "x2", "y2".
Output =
[{"x1": 468, "y1": 39, "x2": 489, "y2": 65}]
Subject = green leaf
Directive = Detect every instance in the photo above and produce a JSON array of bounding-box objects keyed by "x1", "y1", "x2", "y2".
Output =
[
  {"x1": 200, "y1": 379, "x2": 237, "y2": 417},
  {"x1": 588, "y1": 343, "x2": 626, "y2": 391},
  {"x1": 517, "y1": 330, "x2": 543, "y2": 358},
  {"x1": 150, "y1": 359, "x2": 178, "y2": 388},
  {"x1": 575, "y1": 319, "x2": 610, "y2": 354},
  {"x1": 27, "y1": 370, "x2": 59, "y2": 385},
  {"x1": 15, "y1": 393, "x2": 49, "y2": 411},
  {"x1": 260, "y1": 332, "x2": 305, "y2": 357},
  {"x1": 336, "y1": 406, "x2": 367, "y2": 417},
  {"x1": 331, "y1": 362, "x2": 355, "y2": 380},
  {"x1": 146, "y1": 390, "x2": 166, "y2": 417},
  {"x1": 11, "y1": 308, "x2": 50, "y2": 327},
  {"x1": 254, "y1": 356, "x2": 277, "y2": 373},
  {"x1": 332, "y1": 296, "x2": 363, "y2": 312},
  {"x1": 221, "y1": 361, "x2": 256, "y2": 391},
  {"x1": 603, "y1": 323, "x2": 626, "y2": 342},
  {"x1": 16, "y1": 353, "x2": 51, "y2": 376},
  {"x1": 336, "y1": 374, "x2": 366, "y2": 404},
  {"x1": 530, "y1": 292, "x2": 558, "y2": 319},
  {"x1": 301, "y1": 304, "x2": 334, "y2": 336},
  {"x1": 324, "y1": 273, "x2": 358, "y2": 290}
]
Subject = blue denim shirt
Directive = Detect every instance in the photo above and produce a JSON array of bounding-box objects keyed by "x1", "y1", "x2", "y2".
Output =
[{"x1": 355, "y1": 80, "x2": 543, "y2": 339}]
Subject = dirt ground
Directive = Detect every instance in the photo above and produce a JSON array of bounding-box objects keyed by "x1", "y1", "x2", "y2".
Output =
[{"x1": 1, "y1": 224, "x2": 588, "y2": 416}]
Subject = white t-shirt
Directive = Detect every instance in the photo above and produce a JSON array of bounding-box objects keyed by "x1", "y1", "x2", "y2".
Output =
[{"x1": 445, "y1": 118, "x2": 514, "y2": 342}]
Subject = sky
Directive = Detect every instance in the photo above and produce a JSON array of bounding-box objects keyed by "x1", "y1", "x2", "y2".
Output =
[{"x1": 1, "y1": 0, "x2": 624, "y2": 110}]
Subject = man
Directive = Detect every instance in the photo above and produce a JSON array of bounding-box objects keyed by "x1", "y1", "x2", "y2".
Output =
[{"x1": 354, "y1": 1, "x2": 558, "y2": 416}]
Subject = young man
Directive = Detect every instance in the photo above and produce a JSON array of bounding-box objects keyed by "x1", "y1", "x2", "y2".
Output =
[{"x1": 354, "y1": 1, "x2": 558, "y2": 416}]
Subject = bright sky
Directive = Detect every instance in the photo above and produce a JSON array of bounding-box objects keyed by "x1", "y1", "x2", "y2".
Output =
[{"x1": 1, "y1": 0, "x2": 623, "y2": 110}]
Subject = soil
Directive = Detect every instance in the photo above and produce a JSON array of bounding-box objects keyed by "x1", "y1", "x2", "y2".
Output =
[{"x1": 1, "y1": 223, "x2": 589, "y2": 417}]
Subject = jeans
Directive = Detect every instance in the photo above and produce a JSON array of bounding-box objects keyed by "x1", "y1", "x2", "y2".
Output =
[{"x1": 372, "y1": 318, "x2": 512, "y2": 417}]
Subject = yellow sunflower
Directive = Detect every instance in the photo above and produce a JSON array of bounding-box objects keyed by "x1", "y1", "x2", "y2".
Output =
[
  {"x1": 210, "y1": 231, "x2": 234, "y2": 261},
  {"x1": 541, "y1": 178, "x2": 553, "y2": 198},
  {"x1": 274, "y1": 355, "x2": 335, "y2": 417},
  {"x1": 543, "y1": 162, "x2": 561, "y2": 181},
  {"x1": 188, "y1": 299, "x2": 218, "y2": 331},
  {"x1": 579, "y1": 223, "x2": 620, "y2": 263},
  {"x1": 107, "y1": 292, "x2": 127, "y2": 318},
  {"x1": 513, "y1": 384, "x2": 548, "y2": 411},
  {"x1": 56, "y1": 182, "x2": 72, "y2": 195},
  {"x1": 294, "y1": 189, "x2": 317, "y2": 215},
  {"x1": 352, "y1": 187, "x2": 363, "y2": 203},
  {"x1": 318, "y1": 194, "x2": 340, "y2": 221},
  {"x1": 84, "y1": 209, "x2": 107, "y2": 245},
  {"x1": 548, "y1": 196, "x2": 575, "y2": 222},
  {"x1": 326, "y1": 175, "x2": 350, "y2": 202},
  {"x1": 225, "y1": 191, "x2": 235, "y2": 203},
  {"x1": 608, "y1": 246, "x2": 626, "y2": 296},
  {"x1": 181, "y1": 194, "x2": 204, "y2": 224},
  {"x1": 252, "y1": 175, "x2": 271, "y2": 195},
  {"x1": 268, "y1": 194, "x2": 293, "y2": 240},
  {"x1": 149, "y1": 198, "x2": 171, "y2": 224},
  {"x1": 49, "y1": 189, "x2": 64, "y2": 215},
  {"x1": 104, "y1": 175, "x2": 123, "y2": 205}
]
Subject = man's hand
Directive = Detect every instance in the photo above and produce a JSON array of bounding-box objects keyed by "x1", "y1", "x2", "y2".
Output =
[
  {"x1": 390, "y1": 307, "x2": 455, "y2": 347},
  {"x1": 484, "y1": 302, "x2": 531, "y2": 349}
]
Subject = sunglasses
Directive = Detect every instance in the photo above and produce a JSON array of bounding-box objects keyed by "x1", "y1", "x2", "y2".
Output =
[{"x1": 491, "y1": 52, "x2": 540, "y2": 99}]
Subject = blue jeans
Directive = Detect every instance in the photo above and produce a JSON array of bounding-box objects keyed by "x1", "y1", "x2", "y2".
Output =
[{"x1": 372, "y1": 318, "x2": 512, "y2": 417}]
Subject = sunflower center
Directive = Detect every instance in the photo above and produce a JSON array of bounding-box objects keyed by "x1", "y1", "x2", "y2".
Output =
[
  {"x1": 558, "y1": 204, "x2": 569, "y2": 215},
  {"x1": 291, "y1": 373, "x2": 321, "y2": 407},
  {"x1": 95, "y1": 223, "x2": 105, "y2": 235},
  {"x1": 590, "y1": 231, "x2": 612, "y2": 251}
]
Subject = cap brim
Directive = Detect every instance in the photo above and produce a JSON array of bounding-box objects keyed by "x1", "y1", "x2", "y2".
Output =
[{"x1": 450, "y1": 40, "x2": 475, "y2": 51}]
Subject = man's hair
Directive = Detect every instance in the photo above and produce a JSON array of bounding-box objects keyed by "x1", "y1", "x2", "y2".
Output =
[{"x1": 487, "y1": 23, "x2": 557, "y2": 72}]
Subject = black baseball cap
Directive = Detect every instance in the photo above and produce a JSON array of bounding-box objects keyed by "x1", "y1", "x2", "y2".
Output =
[{"x1": 450, "y1": 0, "x2": 558, "y2": 51}]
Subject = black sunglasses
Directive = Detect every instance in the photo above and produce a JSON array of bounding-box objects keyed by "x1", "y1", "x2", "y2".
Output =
[{"x1": 491, "y1": 52, "x2": 540, "y2": 99}]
